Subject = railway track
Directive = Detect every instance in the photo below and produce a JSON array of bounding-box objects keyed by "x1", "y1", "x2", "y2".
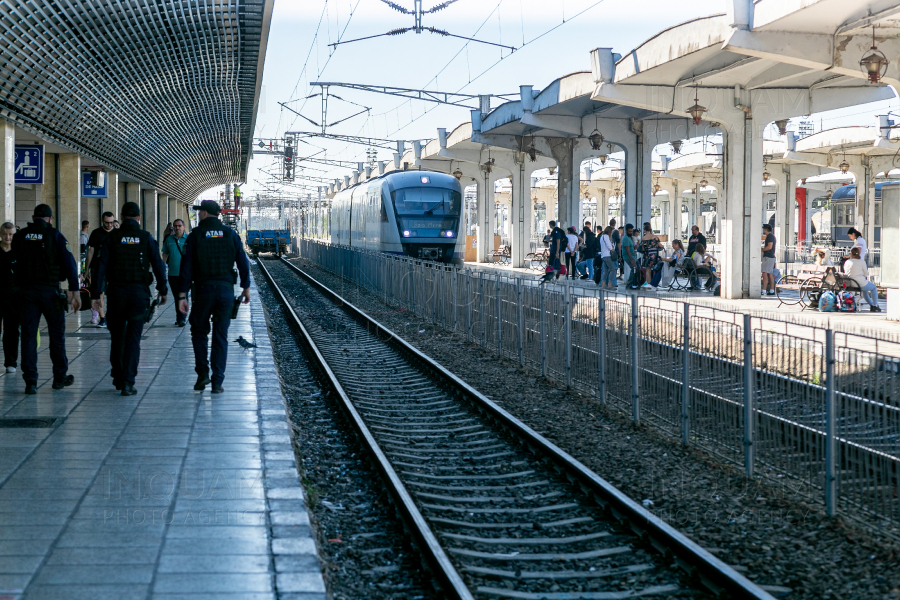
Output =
[{"x1": 258, "y1": 257, "x2": 774, "y2": 600}]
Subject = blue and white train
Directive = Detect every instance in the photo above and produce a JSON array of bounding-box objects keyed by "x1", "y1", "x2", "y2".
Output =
[{"x1": 330, "y1": 170, "x2": 463, "y2": 262}]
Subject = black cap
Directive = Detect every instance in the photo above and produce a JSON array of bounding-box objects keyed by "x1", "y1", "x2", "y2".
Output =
[
  {"x1": 192, "y1": 200, "x2": 220, "y2": 215},
  {"x1": 122, "y1": 202, "x2": 141, "y2": 218},
  {"x1": 34, "y1": 204, "x2": 52, "y2": 219}
]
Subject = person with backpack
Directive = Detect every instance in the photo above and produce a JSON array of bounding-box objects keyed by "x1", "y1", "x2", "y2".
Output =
[
  {"x1": 539, "y1": 220, "x2": 567, "y2": 284},
  {"x1": 596, "y1": 226, "x2": 617, "y2": 289},
  {"x1": 576, "y1": 222, "x2": 597, "y2": 280},
  {"x1": 564, "y1": 226, "x2": 579, "y2": 280}
]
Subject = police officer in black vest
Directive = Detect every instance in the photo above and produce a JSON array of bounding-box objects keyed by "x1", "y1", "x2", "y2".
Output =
[
  {"x1": 12, "y1": 204, "x2": 81, "y2": 394},
  {"x1": 178, "y1": 200, "x2": 250, "y2": 393},
  {"x1": 90, "y1": 202, "x2": 168, "y2": 396}
]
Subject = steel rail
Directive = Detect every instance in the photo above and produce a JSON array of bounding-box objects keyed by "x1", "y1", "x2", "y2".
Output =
[
  {"x1": 273, "y1": 256, "x2": 775, "y2": 600},
  {"x1": 256, "y1": 258, "x2": 474, "y2": 600}
]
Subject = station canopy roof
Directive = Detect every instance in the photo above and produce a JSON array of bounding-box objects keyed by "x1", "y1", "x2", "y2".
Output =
[{"x1": 0, "y1": 0, "x2": 273, "y2": 200}]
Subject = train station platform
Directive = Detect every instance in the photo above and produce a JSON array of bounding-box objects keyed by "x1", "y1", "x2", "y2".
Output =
[
  {"x1": 0, "y1": 277, "x2": 324, "y2": 600},
  {"x1": 463, "y1": 260, "x2": 895, "y2": 336}
]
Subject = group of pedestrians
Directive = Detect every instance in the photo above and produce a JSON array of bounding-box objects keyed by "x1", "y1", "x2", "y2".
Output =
[{"x1": 0, "y1": 200, "x2": 251, "y2": 397}]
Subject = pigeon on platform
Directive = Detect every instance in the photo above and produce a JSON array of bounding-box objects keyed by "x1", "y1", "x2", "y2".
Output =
[{"x1": 234, "y1": 336, "x2": 258, "y2": 352}]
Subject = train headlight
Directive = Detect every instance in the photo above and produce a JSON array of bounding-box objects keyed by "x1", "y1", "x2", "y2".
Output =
[
  {"x1": 403, "y1": 230, "x2": 411, "y2": 237},
  {"x1": 444, "y1": 231, "x2": 453, "y2": 237}
]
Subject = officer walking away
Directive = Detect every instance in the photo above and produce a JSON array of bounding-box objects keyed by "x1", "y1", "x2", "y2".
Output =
[
  {"x1": 178, "y1": 200, "x2": 250, "y2": 394},
  {"x1": 0, "y1": 222, "x2": 20, "y2": 373},
  {"x1": 90, "y1": 202, "x2": 167, "y2": 396},
  {"x1": 13, "y1": 204, "x2": 81, "y2": 394},
  {"x1": 162, "y1": 219, "x2": 188, "y2": 326}
]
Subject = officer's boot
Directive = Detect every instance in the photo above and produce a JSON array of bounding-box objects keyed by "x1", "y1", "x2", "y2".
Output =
[{"x1": 194, "y1": 372, "x2": 211, "y2": 391}]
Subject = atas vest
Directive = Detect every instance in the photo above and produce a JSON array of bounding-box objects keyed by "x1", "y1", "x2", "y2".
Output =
[
  {"x1": 16, "y1": 221, "x2": 60, "y2": 286},
  {"x1": 107, "y1": 225, "x2": 152, "y2": 286},
  {"x1": 193, "y1": 218, "x2": 236, "y2": 283}
]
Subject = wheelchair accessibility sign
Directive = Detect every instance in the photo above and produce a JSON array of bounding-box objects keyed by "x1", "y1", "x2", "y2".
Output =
[{"x1": 14, "y1": 145, "x2": 44, "y2": 184}]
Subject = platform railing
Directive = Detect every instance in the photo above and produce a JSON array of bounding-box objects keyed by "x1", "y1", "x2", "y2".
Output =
[{"x1": 294, "y1": 239, "x2": 900, "y2": 535}]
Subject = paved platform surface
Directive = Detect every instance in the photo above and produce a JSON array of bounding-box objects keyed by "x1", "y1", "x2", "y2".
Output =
[
  {"x1": 0, "y1": 276, "x2": 325, "y2": 600},
  {"x1": 464, "y1": 260, "x2": 896, "y2": 337}
]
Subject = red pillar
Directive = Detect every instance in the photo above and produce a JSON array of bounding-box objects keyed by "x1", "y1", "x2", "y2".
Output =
[{"x1": 796, "y1": 187, "x2": 807, "y2": 250}]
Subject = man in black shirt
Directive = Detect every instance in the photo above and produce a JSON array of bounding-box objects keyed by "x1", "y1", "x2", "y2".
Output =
[
  {"x1": 84, "y1": 211, "x2": 116, "y2": 326},
  {"x1": 687, "y1": 225, "x2": 706, "y2": 257},
  {"x1": 540, "y1": 220, "x2": 567, "y2": 283},
  {"x1": 761, "y1": 223, "x2": 777, "y2": 296},
  {"x1": 608, "y1": 219, "x2": 621, "y2": 279}
]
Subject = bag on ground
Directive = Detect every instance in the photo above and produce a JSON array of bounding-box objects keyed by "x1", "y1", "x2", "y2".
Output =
[
  {"x1": 818, "y1": 290, "x2": 838, "y2": 312},
  {"x1": 839, "y1": 291, "x2": 856, "y2": 312}
]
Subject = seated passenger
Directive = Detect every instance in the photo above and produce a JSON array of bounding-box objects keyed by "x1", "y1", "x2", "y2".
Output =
[{"x1": 843, "y1": 247, "x2": 880, "y2": 312}]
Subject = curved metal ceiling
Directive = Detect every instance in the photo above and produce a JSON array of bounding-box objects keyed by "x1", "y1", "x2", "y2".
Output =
[{"x1": 0, "y1": 0, "x2": 273, "y2": 200}]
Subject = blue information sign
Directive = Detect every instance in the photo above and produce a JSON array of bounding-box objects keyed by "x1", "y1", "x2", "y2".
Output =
[
  {"x1": 14, "y1": 145, "x2": 44, "y2": 184},
  {"x1": 81, "y1": 172, "x2": 108, "y2": 198}
]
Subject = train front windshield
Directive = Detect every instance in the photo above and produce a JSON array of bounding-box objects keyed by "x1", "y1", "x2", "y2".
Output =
[{"x1": 392, "y1": 187, "x2": 461, "y2": 238}]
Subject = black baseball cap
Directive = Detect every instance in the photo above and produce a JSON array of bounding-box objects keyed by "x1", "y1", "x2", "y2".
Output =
[
  {"x1": 192, "y1": 200, "x2": 220, "y2": 215},
  {"x1": 34, "y1": 204, "x2": 52, "y2": 219},
  {"x1": 122, "y1": 202, "x2": 140, "y2": 218}
]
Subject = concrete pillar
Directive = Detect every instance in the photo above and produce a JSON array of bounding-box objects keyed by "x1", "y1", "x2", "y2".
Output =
[
  {"x1": 599, "y1": 189, "x2": 608, "y2": 226},
  {"x1": 551, "y1": 139, "x2": 576, "y2": 230},
  {"x1": 0, "y1": 119, "x2": 14, "y2": 224},
  {"x1": 58, "y1": 154, "x2": 81, "y2": 255},
  {"x1": 477, "y1": 171, "x2": 500, "y2": 263},
  {"x1": 126, "y1": 182, "x2": 140, "y2": 210},
  {"x1": 143, "y1": 189, "x2": 158, "y2": 238},
  {"x1": 102, "y1": 171, "x2": 119, "y2": 220},
  {"x1": 168, "y1": 197, "x2": 177, "y2": 225},
  {"x1": 666, "y1": 182, "x2": 680, "y2": 243},
  {"x1": 510, "y1": 159, "x2": 536, "y2": 268},
  {"x1": 158, "y1": 193, "x2": 169, "y2": 241},
  {"x1": 720, "y1": 117, "x2": 764, "y2": 299},
  {"x1": 118, "y1": 182, "x2": 127, "y2": 217}
]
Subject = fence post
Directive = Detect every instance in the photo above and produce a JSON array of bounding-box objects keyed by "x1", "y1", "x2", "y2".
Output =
[
  {"x1": 743, "y1": 314, "x2": 755, "y2": 478},
  {"x1": 452, "y1": 267, "x2": 458, "y2": 333},
  {"x1": 465, "y1": 271, "x2": 472, "y2": 343},
  {"x1": 516, "y1": 278, "x2": 524, "y2": 366},
  {"x1": 480, "y1": 272, "x2": 486, "y2": 348},
  {"x1": 565, "y1": 285, "x2": 573, "y2": 388},
  {"x1": 496, "y1": 274, "x2": 502, "y2": 356},
  {"x1": 825, "y1": 329, "x2": 836, "y2": 517},
  {"x1": 540, "y1": 285, "x2": 547, "y2": 378},
  {"x1": 597, "y1": 290, "x2": 606, "y2": 404},
  {"x1": 631, "y1": 294, "x2": 640, "y2": 423},
  {"x1": 682, "y1": 303, "x2": 691, "y2": 446},
  {"x1": 432, "y1": 266, "x2": 438, "y2": 325}
]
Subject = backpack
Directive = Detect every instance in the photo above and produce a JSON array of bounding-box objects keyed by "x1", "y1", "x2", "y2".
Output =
[
  {"x1": 818, "y1": 291, "x2": 838, "y2": 312},
  {"x1": 839, "y1": 292, "x2": 856, "y2": 312}
]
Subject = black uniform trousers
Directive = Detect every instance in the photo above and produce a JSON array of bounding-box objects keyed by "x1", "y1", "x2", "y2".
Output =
[
  {"x1": 20, "y1": 286, "x2": 68, "y2": 384},
  {"x1": 189, "y1": 284, "x2": 233, "y2": 386},
  {"x1": 168, "y1": 276, "x2": 186, "y2": 324},
  {"x1": 0, "y1": 295, "x2": 19, "y2": 368},
  {"x1": 106, "y1": 284, "x2": 150, "y2": 385}
]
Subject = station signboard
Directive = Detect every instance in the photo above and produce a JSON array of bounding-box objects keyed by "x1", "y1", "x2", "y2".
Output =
[
  {"x1": 14, "y1": 145, "x2": 44, "y2": 184},
  {"x1": 81, "y1": 172, "x2": 108, "y2": 198}
]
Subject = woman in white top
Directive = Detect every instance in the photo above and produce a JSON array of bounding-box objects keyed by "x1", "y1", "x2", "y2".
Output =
[
  {"x1": 843, "y1": 247, "x2": 880, "y2": 311},
  {"x1": 844, "y1": 228, "x2": 867, "y2": 263},
  {"x1": 564, "y1": 227, "x2": 579, "y2": 279},
  {"x1": 658, "y1": 240, "x2": 685, "y2": 288},
  {"x1": 597, "y1": 226, "x2": 617, "y2": 289}
]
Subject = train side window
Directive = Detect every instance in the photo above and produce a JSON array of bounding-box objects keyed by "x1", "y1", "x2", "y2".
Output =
[
  {"x1": 836, "y1": 207, "x2": 842, "y2": 225},
  {"x1": 380, "y1": 199, "x2": 388, "y2": 222},
  {"x1": 845, "y1": 206, "x2": 853, "y2": 225}
]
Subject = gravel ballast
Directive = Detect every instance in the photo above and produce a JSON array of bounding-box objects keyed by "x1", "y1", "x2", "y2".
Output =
[
  {"x1": 287, "y1": 255, "x2": 900, "y2": 600},
  {"x1": 254, "y1": 261, "x2": 438, "y2": 600}
]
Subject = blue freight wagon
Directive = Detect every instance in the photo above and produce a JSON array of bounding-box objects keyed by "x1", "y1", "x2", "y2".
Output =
[{"x1": 246, "y1": 229, "x2": 291, "y2": 255}]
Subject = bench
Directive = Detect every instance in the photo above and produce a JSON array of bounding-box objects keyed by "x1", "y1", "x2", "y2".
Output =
[
  {"x1": 488, "y1": 245, "x2": 511, "y2": 264},
  {"x1": 775, "y1": 265, "x2": 835, "y2": 309},
  {"x1": 524, "y1": 249, "x2": 549, "y2": 271}
]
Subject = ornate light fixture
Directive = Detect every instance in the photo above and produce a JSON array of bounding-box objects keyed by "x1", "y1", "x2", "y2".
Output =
[
  {"x1": 699, "y1": 178, "x2": 708, "y2": 188},
  {"x1": 598, "y1": 154, "x2": 608, "y2": 165},
  {"x1": 548, "y1": 166, "x2": 556, "y2": 175},
  {"x1": 860, "y1": 26, "x2": 889, "y2": 84},
  {"x1": 653, "y1": 183, "x2": 661, "y2": 196},
  {"x1": 671, "y1": 140, "x2": 683, "y2": 154},
  {"x1": 762, "y1": 170, "x2": 770, "y2": 182},
  {"x1": 453, "y1": 167, "x2": 463, "y2": 180},
  {"x1": 588, "y1": 116, "x2": 604, "y2": 150},
  {"x1": 527, "y1": 138, "x2": 537, "y2": 162},
  {"x1": 686, "y1": 85, "x2": 707, "y2": 126},
  {"x1": 762, "y1": 158, "x2": 770, "y2": 182},
  {"x1": 482, "y1": 156, "x2": 495, "y2": 174},
  {"x1": 775, "y1": 119, "x2": 789, "y2": 136},
  {"x1": 839, "y1": 159, "x2": 850, "y2": 174}
]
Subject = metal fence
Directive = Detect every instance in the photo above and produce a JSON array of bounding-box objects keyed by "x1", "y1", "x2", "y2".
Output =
[{"x1": 295, "y1": 239, "x2": 900, "y2": 535}]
